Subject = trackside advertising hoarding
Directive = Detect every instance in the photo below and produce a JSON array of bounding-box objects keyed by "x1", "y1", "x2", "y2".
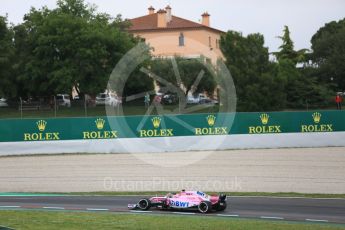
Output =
[{"x1": 0, "y1": 111, "x2": 344, "y2": 142}]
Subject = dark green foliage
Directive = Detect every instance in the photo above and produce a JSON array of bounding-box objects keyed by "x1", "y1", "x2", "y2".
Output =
[
  {"x1": 150, "y1": 57, "x2": 217, "y2": 97},
  {"x1": 11, "y1": 0, "x2": 139, "y2": 98},
  {"x1": 275, "y1": 26, "x2": 333, "y2": 109},
  {"x1": 220, "y1": 25, "x2": 335, "y2": 111},
  {"x1": 123, "y1": 65, "x2": 155, "y2": 98},
  {"x1": 220, "y1": 31, "x2": 285, "y2": 111},
  {"x1": 274, "y1": 26, "x2": 308, "y2": 64},
  {"x1": 0, "y1": 16, "x2": 15, "y2": 97},
  {"x1": 310, "y1": 18, "x2": 345, "y2": 91}
]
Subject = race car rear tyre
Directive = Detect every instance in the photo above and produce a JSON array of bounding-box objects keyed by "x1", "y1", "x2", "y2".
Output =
[
  {"x1": 198, "y1": 201, "x2": 212, "y2": 213},
  {"x1": 138, "y1": 198, "x2": 151, "y2": 210},
  {"x1": 216, "y1": 201, "x2": 227, "y2": 211}
]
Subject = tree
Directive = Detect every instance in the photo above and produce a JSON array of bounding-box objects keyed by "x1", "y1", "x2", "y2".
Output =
[
  {"x1": 56, "y1": 0, "x2": 95, "y2": 18},
  {"x1": 122, "y1": 65, "x2": 155, "y2": 99},
  {"x1": 150, "y1": 57, "x2": 217, "y2": 97},
  {"x1": 275, "y1": 26, "x2": 333, "y2": 108},
  {"x1": 274, "y1": 26, "x2": 307, "y2": 64},
  {"x1": 220, "y1": 31, "x2": 286, "y2": 111},
  {"x1": 310, "y1": 18, "x2": 345, "y2": 91},
  {"x1": 0, "y1": 16, "x2": 15, "y2": 98},
  {"x1": 13, "y1": 0, "x2": 139, "y2": 98}
]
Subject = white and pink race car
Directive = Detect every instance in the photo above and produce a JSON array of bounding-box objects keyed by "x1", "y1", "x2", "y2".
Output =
[{"x1": 128, "y1": 190, "x2": 227, "y2": 213}]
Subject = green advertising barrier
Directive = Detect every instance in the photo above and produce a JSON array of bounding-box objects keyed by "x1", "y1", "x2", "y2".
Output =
[{"x1": 0, "y1": 110, "x2": 344, "y2": 142}]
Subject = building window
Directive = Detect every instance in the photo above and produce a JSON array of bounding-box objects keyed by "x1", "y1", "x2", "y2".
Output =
[
  {"x1": 209, "y1": 36, "x2": 212, "y2": 47},
  {"x1": 179, "y1": 33, "x2": 184, "y2": 46}
]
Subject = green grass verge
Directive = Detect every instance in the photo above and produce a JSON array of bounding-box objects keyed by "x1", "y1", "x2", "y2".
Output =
[{"x1": 0, "y1": 211, "x2": 343, "y2": 230}]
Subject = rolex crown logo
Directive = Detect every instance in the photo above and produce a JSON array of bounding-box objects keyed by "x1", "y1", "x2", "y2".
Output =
[
  {"x1": 36, "y1": 120, "x2": 47, "y2": 132},
  {"x1": 152, "y1": 117, "x2": 161, "y2": 129},
  {"x1": 260, "y1": 113, "x2": 269, "y2": 125},
  {"x1": 207, "y1": 115, "x2": 216, "y2": 127},
  {"x1": 312, "y1": 112, "x2": 321, "y2": 124},
  {"x1": 95, "y1": 118, "x2": 106, "y2": 130}
]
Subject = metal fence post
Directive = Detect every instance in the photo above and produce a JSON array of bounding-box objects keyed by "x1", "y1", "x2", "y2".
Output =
[
  {"x1": 20, "y1": 97, "x2": 23, "y2": 119},
  {"x1": 84, "y1": 96, "x2": 87, "y2": 117},
  {"x1": 54, "y1": 96, "x2": 57, "y2": 118}
]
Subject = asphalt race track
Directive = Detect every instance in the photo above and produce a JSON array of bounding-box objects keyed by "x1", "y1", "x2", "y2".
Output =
[{"x1": 0, "y1": 195, "x2": 344, "y2": 224}]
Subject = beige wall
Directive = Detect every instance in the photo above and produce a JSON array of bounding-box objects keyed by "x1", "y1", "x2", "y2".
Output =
[{"x1": 132, "y1": 29, "x2": 224, "y2": 63}]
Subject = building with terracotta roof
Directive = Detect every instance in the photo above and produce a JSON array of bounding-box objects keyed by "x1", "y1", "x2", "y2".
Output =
[{"x1": 128, "y1": 6, "x2": 224, "y2": 64}]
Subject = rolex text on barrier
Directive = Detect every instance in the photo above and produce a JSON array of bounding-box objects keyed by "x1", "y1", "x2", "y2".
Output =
[
  {"x1": 0, "y1": 111, "x2": 344, "y2": 142},
  {"x1": 83, "y1": 118, "x2": 118, "y2": 139}
]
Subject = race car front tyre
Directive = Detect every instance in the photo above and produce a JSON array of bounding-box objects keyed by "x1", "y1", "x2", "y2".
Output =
[
  {"x1": 198, "y1": 201, "x2": 212, "y2": 213},
  {"x1": 138, "y1": 198, "x2": 151, "y2": 210}
]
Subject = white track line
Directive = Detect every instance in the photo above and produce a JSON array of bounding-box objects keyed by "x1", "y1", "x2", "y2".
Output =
[
  {"x1": 260, "y1": 216, "x2": 284, "y2": 220},
  {"x1": 0, "y1": 206, "x2": 21, "y2": 208},
  {"x1": 43, "y1": 207, "x2": 65, "y2": 210},
  {"x1": 172, "y1": 212, "x2": 196, "y2": 215},
  {"x1": 305, "y1": 219, "x2": 328, "y2": 222},
  {"x1": 217, "y1": 214, "x2": 239, "y2": 217},
  {"x1": 130, "y1": 210, "x2": 152, "y2": 213},
  {"x1": 86, "y1": 208, "x2": 109, "y2": 211}
]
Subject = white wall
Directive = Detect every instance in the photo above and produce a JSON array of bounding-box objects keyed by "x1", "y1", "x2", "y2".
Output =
[{"x1": 1, "y1": 132, "x2": 345, "y2": 156}]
